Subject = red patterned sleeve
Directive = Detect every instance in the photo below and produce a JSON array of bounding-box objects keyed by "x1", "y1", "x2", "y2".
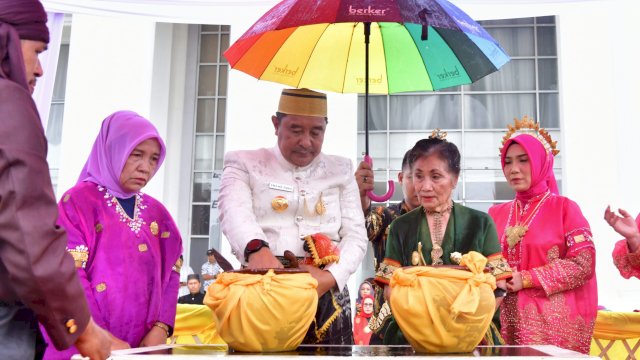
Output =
[{"x1": 612, "y1": 240, "x2": 640, "y2": 279}]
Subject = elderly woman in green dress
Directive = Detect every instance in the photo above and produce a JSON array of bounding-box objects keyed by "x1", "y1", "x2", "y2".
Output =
[{"x1": 374, "y1": 132, "x2": 511, "y2": 345}]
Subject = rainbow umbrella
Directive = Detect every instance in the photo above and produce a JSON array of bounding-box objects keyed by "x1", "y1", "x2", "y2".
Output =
[{"x1": 224, "y1": 0, "x2": 509, "y2": 201}]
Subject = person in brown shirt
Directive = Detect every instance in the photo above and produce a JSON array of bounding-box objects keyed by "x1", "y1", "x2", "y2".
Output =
[{"x1": 0, "y1": 1, "x2": 110, "y2": 359}]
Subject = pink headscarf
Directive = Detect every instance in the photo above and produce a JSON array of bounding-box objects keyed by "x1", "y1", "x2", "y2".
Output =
[
  {"x1": 0, "y1": 0, "x2": 49, "y2": 89},
  {"x1": 500, "y1": 133, "x2": 559, "y2": 202},
  {"x1": 78, "y1": 111, "x2": 166, "y2": 198}
]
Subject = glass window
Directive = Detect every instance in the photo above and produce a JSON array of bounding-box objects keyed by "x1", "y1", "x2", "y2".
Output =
[
  {"x1": 47, "y1": 36, "x2": 71, "y2": 195},
  {"x1": 466, "y1": 59, "x2": 535, "y2": 92},
  {"x1": 464, "y1": 93, "x2": 536, "y2": 129},
  {"x1": 389, "y1": 94, "x2": 461, "y2": 130},
  {"x1": 187, "y1": 24, "x2": 230, "y2": 262}
]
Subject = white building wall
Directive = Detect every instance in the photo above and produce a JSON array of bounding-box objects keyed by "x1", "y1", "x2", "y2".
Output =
[
  {"x1": 58, "y1": 15, "x2": 160, "y2": 197},
  {"x1": 56, "y1": 0, "x2": 640, "y2": 311}
]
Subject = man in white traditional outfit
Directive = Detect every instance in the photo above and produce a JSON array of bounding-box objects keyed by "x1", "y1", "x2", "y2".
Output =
[{"x1": 219, "y1": 88, "x2": 367, "y2": 345}]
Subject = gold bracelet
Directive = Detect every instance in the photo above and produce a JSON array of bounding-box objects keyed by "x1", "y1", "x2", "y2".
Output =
[
  {"x1": 153, "y1": 321, "x2": 169, "y2": 336},
  {"x1": 521, "y1": 270, "x2": 533, "y2": 289}
]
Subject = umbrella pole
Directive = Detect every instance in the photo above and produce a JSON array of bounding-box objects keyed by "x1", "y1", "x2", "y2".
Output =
[
  {"x1": 363, "y1": 22, "x2": 395, "y2": 203},
  {"x1": 364, "y1": 21, "x2": 371, "y2": 156}
]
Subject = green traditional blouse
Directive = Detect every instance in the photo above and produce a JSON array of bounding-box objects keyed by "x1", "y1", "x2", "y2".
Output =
[{"x1": 375, "y1": 202, "x2": 509, "y2": 283}]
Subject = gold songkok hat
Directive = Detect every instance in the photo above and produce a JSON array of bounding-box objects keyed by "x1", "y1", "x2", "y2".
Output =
[{"x1": 278, "y1": 88, "x2": 327, "y2": 117}]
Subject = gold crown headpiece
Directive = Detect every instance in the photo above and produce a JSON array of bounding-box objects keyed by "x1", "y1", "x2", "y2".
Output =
[
  {"x1": 429, "y1": 129, "x2": 447, "y2": 141},
  {"x1": 500, "y1": 116, "x2": 559, "y2": 156}
]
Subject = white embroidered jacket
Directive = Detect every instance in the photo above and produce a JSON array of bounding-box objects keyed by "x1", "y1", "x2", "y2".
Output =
[{"x1": 219, "y1": 146, "x2": 367, "y2": 291}]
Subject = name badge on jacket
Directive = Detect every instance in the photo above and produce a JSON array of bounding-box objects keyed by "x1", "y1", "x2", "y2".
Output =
[{"x1": 269, "y1": 182, "x2": 294, "y2": 192}]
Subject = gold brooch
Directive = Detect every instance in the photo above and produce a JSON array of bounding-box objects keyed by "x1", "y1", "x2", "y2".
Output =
[
  {"x1": 271, "y1": 196, "x2": 288, "y2": 213},
  {"x1": 150, "y1": 221, "x2": 159, "y2": 236}
]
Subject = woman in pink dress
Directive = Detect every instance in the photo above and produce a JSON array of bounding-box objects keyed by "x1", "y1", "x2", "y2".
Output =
[
  {"x1": 488, "y1": 119, "x2": 597, "y2": 354},
  {"x1": 604, "y1": 207, "x2": 640, "y2": 278},
  {"x1": 43, "y1": 111, "x2": 182, "y2": 359}
]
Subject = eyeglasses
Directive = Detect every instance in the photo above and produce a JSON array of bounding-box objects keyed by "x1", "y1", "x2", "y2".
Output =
[{"x1": 363, "y1": 303, "x2": 373, "y2": 307}]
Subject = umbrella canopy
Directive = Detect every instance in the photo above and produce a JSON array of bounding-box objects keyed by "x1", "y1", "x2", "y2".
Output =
[
  {"x1": 224, "y1": 0, "x2": 510, "y2": 94},
  {"x1": 224, "y1": 0, "x2": 510, "y2": 201}
]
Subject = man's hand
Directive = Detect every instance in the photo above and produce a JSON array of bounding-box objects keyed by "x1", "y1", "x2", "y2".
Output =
[
  {"x1": 247, "y1": 247, "x2": 283, "y2": 269},
  {"x1": 139, "y1": 325, "x2": 168, "y2": 348},
  {"x1": 355, "y1": 161, "x2": 374, "y2": 212},
  {"x1": 299, "y1": 265, "x2": 336, "y2": 297},
  {"x1": 74, "y1": 317, "x2": 111, "y2": 360},
  {"x1": 604, "y1": 206, "x2": 640, "y2": 253}
]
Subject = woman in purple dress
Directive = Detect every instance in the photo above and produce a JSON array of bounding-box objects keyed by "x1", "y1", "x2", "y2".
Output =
[{"x1": 44, "y1": 111, "x2": 182, "y2": 359}]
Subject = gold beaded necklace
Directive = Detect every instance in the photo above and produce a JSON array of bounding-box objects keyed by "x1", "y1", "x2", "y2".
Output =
[{"x1": 505, "y1": 191, "x2": 550, "y2": 249}]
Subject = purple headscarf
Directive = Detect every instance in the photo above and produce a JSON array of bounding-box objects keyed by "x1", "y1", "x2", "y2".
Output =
[
  {"x1": 78, "y1": 111, "x2": 167, "y2": 198},
  {"x1": 0, "y1": 0, "x2": 49, "y2": 89}
]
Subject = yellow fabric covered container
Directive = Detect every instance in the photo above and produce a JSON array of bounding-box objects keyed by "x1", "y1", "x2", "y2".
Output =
[
  {"x1": 169, "y1": 304, "x2": 225, "y2": 345},
  {"x1": 204, "y1": 269, "x2": 318, "y2": 352},
  {"x1": 389, "y1": 251, "x2": 496, "y2": 353}
]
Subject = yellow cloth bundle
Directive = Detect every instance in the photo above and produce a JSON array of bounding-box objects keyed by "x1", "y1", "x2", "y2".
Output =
[
  {"x1": 204, "y1": 269, "x2": 318, "y2": 352},
  {"x1": 389, "y1": 251, "x2": 496, "y2": 353},
  {"x1": 169, "y1": 304, "x2": 225, "y2": 345}
]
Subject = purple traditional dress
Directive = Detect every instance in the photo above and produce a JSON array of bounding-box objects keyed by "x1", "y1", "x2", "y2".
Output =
[{"x1": 43, "y1": 111, "x2": 182, "y2": 359}]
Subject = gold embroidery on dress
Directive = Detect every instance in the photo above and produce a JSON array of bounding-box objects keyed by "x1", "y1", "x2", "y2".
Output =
[
  {"x1": 161, "y1": 231, "x2": 170, "y2": 238},
  {"x1": 63, "y1": 194, "x2": 71, "y2": 202},
  {"x1": 150, "y1": 221, "x2": 159, "y2": 236},
  {"x1": 502, "y1": 291, "x2": 594, "y2": 353},
  {"x1": 96, "y1": 283, "x2": 107, "y2": 292},
  {"x1": 534, "y1": 248, "x2": 593, "y2": 296},
  {"x1": 138, "y1": 244, "x2": 148, "y2": 252},
  {"x1": 95, "y1": 223, "x2": 103, "y2": 233},
  {"x1": 68, "y1": 245, "x2": 89, "y2": 268}
]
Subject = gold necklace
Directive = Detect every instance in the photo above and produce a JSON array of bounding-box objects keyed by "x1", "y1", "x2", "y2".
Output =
[
  {"x1": 426, "y1": 202, "x2": 453, "y2": 265},
  {"x1": 505, "y1": 192, "x2": 550, "y2": 249}
]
